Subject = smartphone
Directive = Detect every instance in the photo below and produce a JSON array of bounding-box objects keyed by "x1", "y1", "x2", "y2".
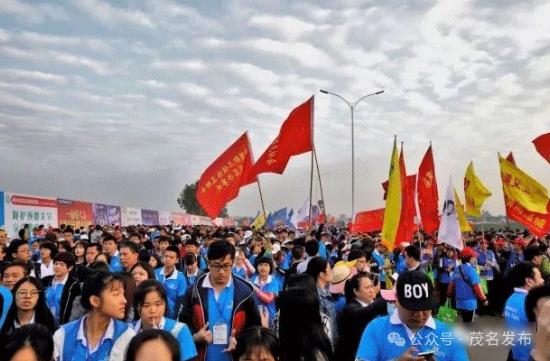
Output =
[{"x1": 417, "y1": 350, "x2": 435, "y2": 361}]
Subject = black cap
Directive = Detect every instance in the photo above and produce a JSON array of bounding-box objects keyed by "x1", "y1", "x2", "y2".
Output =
[{"x1": 396, "y1": 270, "x2": 436, "y2": 311}]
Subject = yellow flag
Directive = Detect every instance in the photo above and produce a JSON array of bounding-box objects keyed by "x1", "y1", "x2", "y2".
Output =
[
  {"x1": 454, "y1": 188, "x2": 472, "y2": 232},
  {"x1": 464, "y1": 161, "x2": 492, "y2": 217},
  {"x1": 251, "y1": 212, "x2": 266, "y2": 229},
  {"x1": 499, "y1": 155, "x2": 549, "y2": 214},
  {"x1": 381, "y1": 138, "x2": 402, "y2": 251}
]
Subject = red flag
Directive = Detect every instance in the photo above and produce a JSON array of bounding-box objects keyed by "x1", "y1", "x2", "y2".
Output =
[
  {"x1": 533, "y1": 132, "x2": 550, "y2": 165},
  {"x1": 501, "y1": 152, "x2": 550, "y2": 236},
  {"x1": 394, "y1": 145, "x2": 417, "y2": 245},
  {"x1": 197, "y1": 132, "x2": 255, "y2": 218},
  {"x1": 417, "y1": 145, "x2": 439, "y2": 233},
  {"x1": 248, "y1": 96, "x2": 313, "y2": 179},
  {"x1": 352, "y1": 208, "x2": 385, "y2": 233}
]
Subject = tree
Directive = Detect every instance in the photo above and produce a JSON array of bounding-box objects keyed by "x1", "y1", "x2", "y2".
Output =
[{"x1": 177, "y1": 181, "x2": 228, "y2": 217}]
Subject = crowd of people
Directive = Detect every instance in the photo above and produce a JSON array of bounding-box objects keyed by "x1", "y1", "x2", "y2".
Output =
[{"x1": 1, "y1": 222, "x2": 550, "y2": 361}]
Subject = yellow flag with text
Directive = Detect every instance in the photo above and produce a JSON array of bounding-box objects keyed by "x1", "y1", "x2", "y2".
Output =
[
  {"x1": 454, "y1": 188, "x2": 472, "y2": 232},
  {"x1": 499, "y1": 155, "x2": 549, "y2": 214},
  {"x1": 251, "y1": 212, "x2": 266, "y2": 229},
  {"x1": 464, "y1": 161, "x2": 492, "y2": 217},
  {"x1": 381, "y1": 138, "x2": 402, "y2": 250}
]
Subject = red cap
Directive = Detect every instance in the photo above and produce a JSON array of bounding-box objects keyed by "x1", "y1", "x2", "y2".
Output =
[
  {"x1": 461, "y1": 247, "x2": 477, "y2": 258},
  {"x1": 496, "y1": 238, "x2": 506, "y2": 247}
]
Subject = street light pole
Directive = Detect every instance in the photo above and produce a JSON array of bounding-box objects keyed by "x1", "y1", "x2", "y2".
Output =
[{"x1": 319, "y1": 89, "x2": 384, "y2": 220}]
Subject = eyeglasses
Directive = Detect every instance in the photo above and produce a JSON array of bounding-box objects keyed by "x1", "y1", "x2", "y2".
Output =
[
  {"x1": 209, "y1": 263, "x2": 233, "y2": 271},
  {"x1": 16, "y1": 290, "x2": 40, "y2": 297}
]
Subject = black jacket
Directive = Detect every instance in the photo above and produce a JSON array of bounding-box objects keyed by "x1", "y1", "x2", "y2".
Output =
[
  {"x1": 42, "y1": 275, "x2": 81, "y2": 325},
  {"x1": 334, "y1": 297, "x2": 387, "y2": 361}
]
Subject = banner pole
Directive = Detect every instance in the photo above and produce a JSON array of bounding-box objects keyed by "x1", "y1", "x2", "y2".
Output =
[
  {"x1": 309, "y1": 150, "x2": 314, "y2": 229},
  {"x1": 256, "y1": 178, "x2": 267, "y2": 219},
  {"x1": 314, "y1": 147, "x2": 326, "y2": 216}
]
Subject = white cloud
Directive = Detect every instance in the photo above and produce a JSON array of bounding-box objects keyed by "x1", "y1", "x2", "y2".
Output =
[
  {"x1": 177, "y1": 82, "x2": 211, "y2": 97},
  {"x1": 48, "y1": 50, "x2": 110, "y2": 75},
  {"x1": 248, "y1": 15, "x2": 317, "y2": 41},
  {"x1": 0, "y1": 68, "x2": 67, "y2": 84},
  {"x1": 153, "y1": 98, "x2": 180, "y2": 110},
  {"x1": 247, "y1": 38, "x2": 335, "y2": 69},
  {"x1": 151, "y1": 60, "x2": 206, "y2": 72},
  {"x1": 73, "y1": 0, "x2": 155, "y2": 29},
  {"x1": 406, "y1": 92, "x2": 442, "y2": 115},
  {"x1": 0, "y1": 81, "x2": 56, "y2": 96},
  {"x1": 0, "y1": 90, "x2": 75, "y2": 116}
]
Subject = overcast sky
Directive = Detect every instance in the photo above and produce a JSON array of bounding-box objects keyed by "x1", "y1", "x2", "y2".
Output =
[{"x1": 1, "y1": 0, "x2": 550, "y2": 218}]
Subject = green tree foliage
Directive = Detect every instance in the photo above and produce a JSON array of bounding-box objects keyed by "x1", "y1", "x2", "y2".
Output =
[{"x1": 177, "y1": 181, "x2": 228, "y2": 217}]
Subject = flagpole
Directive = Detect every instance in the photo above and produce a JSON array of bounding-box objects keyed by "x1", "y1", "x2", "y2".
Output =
[
  {"x1": 313, "y1": 147, "x2": 326, "y2": 216},
  {"x1": 309, "y1": 150, "x2": 314, "y2": 229},
  {"x1": 256, "y1": 179, "x2": 267, "y2": 218},
  {"x1": 309, "y1": 95, "x2": 315, "y2": 230}
]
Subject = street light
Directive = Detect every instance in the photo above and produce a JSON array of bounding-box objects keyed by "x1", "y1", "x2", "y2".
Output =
[{"x1": 319, "y1": 89, "x2": 384, "y2": 220}]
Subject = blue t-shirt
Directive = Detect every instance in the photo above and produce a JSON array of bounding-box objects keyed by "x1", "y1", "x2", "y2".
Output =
[
  {"x1": 251, "y1": 275, "x2": 279, "y2": 325},
  {"x1": 439, "y1": 257, "x2": 456, "y2": 284},
  {"x1": 0, "y1": 286, "x2": 12, "y2": 330},
  {"x1": 109, "y1": 255, "x2": 123, "y2": 273},
  {"x1": 396, "y1": 253, "x2": 407, "y2": 274},
  {"x1": 156, "y1": 267, "x2": 188, "y2": 318},
  {"x1": 46, "y1": 282, "x2": 65, "y2": 323},
  {"x1": 372, "y1": 250, "x2": 386, "y2": 281},
  {"x1": 356, "y1": 314, "x2": 469, "y2": 361},
  {"x1": 452, "y1": 263, "x2": 480, "y2": 311},
  {"x1": 504, "y1": 289, "x2": 532, "y2": 361},
  {"x1": 232, "y1": 266, "x2": 247, "y2": 280},
  {"x1": 205, "y1": 281, "x2": 234, "y2": 361},
  {"x1": 476, "y1": 250, "x2": 496, "y2": 279}
]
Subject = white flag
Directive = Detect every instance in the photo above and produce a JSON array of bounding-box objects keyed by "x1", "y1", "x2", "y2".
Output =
[
  {"x1": 291, "y1": 198, "x2": 309, "y2": 228},
  {"x1": 438, "y1": 176, "x2": 464, "y2": 250}
]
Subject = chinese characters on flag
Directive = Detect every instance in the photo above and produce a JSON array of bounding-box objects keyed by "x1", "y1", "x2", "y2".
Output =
[
  {"x1": 247, "y1": 96, "x2": 314, "y2": 180},
  {"x1": 417, "y1": 145, "x2": 440, "y2": 234},
  {"x1": 197, "y1": 132, "x2": 255, "y2": 219},
  {"x1": 500, "y1": 153, "x2": 550, "y2": 236}
]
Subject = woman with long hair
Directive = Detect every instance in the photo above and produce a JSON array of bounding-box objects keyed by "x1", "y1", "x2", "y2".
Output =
[
  {"x1": 278, "y1": 288, "x2": 333, "y2": 361},
  {"x1": 0, "y1": 277, "x2": 56, "y2": 337},
  {"x1": 132, "y1": 280, "x2": 197, "y2": 361},
  {"x1": 130, "y1": 261, "x2": 156, "y2": 288}
]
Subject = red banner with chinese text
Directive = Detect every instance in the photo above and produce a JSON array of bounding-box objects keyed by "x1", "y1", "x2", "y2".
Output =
[
  {"x1": 247, "y1": 96, "x2": 313, "y2": 180},
  {"x1": 352, "y1": 208, "x2": 385, "y2": 233},
  {"x1": 57, "y1": 199, "x2": 94, "y2": 228},
  {"x1": 197, "y1": 132, "x2": 255, "y2": 218}
]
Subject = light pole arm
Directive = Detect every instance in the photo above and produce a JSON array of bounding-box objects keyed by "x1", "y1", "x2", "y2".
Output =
[
  {"x1": 319, "y1": 90, "x2": 353, "y2": 109},
  {"x1": 352, "y1": 90, "x2": 384, "y2": 109}
]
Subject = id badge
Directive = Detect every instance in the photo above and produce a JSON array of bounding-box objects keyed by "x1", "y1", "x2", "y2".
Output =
[{"x1": 213, "y1": 323, "x2": 228, "y2": 345}]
